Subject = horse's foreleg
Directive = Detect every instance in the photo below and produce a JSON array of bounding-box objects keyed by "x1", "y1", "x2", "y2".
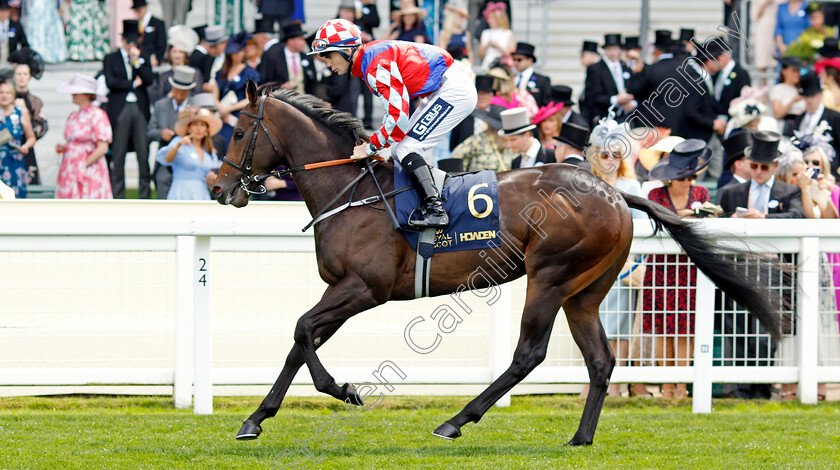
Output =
[{"x1": 432, "y1": 283, "x2": 564, "y2": 440}]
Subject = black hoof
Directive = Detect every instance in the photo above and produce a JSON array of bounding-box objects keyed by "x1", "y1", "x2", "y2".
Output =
[
  {"x1": 431, "y1": 421, "x2": 461, "y2": 440},
  {"x1": 564, "y1": 437, "x2": 593, "y2": 446},
  {"x1": 235, "y1": 420, "x2": 262, "y2": 440},
  {"x1": 342, "y1": 383, "x2": 364, "y2": 406}
]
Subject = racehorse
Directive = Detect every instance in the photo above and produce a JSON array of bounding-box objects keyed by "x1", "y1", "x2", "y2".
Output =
[{"x1": 212, "y1": 80, "x2": 784, "y2": 446}]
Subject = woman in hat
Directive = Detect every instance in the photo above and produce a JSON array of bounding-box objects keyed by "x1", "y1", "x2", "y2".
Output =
[
  {"x1": 10, "y1": 53, "x2": 46, "y2": 185},
  {"x1": 532, "y1": 101, "x2": 564, "y2": 150},
  {"x1": 65, "y1": 0, "x2": 110, "y2": 61},
  {"x1": 153, "y1": 25, "x2": 204, "y2": 103},
  {"x1": 487, "y1": 63, "x2": 538, "y2": 119},
  {"x1": 642, "y1": 139, "x2": 712, "y2": 399},
  {"x1": 211, "y1": 31, "x2": 260, "y2": 146},
  {"x1": 770, "y1": 56, "x2": 806, "y2": 126},
  {"x1": 156, "y1": 107, "x2": 223, "y2": 200},
  {"x1": 724, "y1": 89, "x2": 774, "y2": 139},
  {"x1": 478, "y1": 2, "x2": 514, "y2": 72},
  {"x1": 387, "y1": 4, "x2": 429, "y2": 43},
  {"x1": 815, "y1": 57, "x2": 840, "y2": 111},
  {"x1": 54, "y1": 75, "x2": 112, "y2": 199}
]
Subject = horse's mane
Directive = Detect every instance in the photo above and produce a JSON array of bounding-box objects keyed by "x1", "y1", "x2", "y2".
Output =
[{"x1": 259, "y1": 85, "x2": 370, "y2": 144}]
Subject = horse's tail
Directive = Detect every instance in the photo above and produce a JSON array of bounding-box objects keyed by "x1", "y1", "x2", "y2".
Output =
[{"x1": 620, "y1": 190, "x2": 785, "y2": 341}]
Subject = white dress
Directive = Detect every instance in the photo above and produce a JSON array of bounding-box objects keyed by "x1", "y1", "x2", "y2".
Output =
[
  {"x1": 24, "y1": 0, "x2": 67, "y2": 63},
  {"x1": 479, "y1": 28, "x2": 513, "y2": 71}
]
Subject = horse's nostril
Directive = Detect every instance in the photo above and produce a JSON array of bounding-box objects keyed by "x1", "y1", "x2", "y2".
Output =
[{"x1": 211, "y1": 186, "x2": 222, "y2": 195}]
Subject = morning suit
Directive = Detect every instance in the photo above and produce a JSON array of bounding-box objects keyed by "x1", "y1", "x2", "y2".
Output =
[
  {"x1": 717, "y1": 179, "x2": 805, "y2": 218},
  {"x1": 0, "y1": 19, "x2": 28, "y2": 60},
  {"x1": 140, "y1": 15, "x2": 168, "y2": 65},
  {"x1": 581, "y1": 59, "x2": 631, "y2": 124},
  {"x1": 516, "y1": 68, "x2": 552, "y2": 107},
  {"x1": 189, "y1": 47, "x2": 214, "y2": 86},
  {"x1": 511, "y1": 142, "x2": 556, "y2": 169},
  {"x1": 258, "y1": 43, "x2": 317, "y2": 93}
]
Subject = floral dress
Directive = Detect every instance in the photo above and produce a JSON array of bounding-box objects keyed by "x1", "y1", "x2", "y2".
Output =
[
  {"x1": 641, "y1": 185, "x2": 710, "y2": 335},
  {"x1": 0, "y1": 107, "x2": 26, "y2": 198},
  {"x1": 25, "y1": 0, "x2": 67, "y2": 63},
  {"x1": 66, "y1": 0, "x2": 111, "y2": 61},
  {"x1": 55, "y1": 104, "x2": 113, "y2": 199}
]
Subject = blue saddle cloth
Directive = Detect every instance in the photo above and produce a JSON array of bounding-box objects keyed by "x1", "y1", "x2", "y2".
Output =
[{"x1": 394, "y1": 161, "x2": 501, "y2": 253}]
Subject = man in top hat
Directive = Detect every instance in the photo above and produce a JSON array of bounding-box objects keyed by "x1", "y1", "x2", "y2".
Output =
[
  {"x1": 132, "y1": 0, "x2": 167, "y2": 67},
  {"x1": 553, "y1": 122, "x2": 591, "y2": 169},
  {"x1": 581, "y1": 33, "x2": 633, "y2": 125},
  {"x1": 716, "y1": 130, "x2": 754, "y2": 199},
  {"x1": 697, "y1": 37, "x2": 751, "y2": 128},
  {"x1": 147, "y1": 66, "x2": 198, "y2": 199},
  {"x1": 580, "y1": 40, "x2": 600, "y2": 68},
  {"x1": 499, "y1": 107, "x2": 556, "y2": 168},
  {"x1": 191, "y1": 25, "x2": 228, "y2": 92},
  {"x1": 550, "y1": 85, "x2": 587, "y2": 128},
  {"x1": 0, "y1": 0, "x2": 28, "y2": 64},
  {"x1": 259, "y1": 23, "x2": 317, "y2": 94},
  {"x1": 252, "y1": 16, "x2": 277, "y2": 55},
  {"x1": 789, "y1": 72, "x2": 840, "y2": 175},
  {"x1": 511, "y1": 42, "x2": 552, "y2": 107},
  {"x1": 103, "y1": 19, "x2": 156, "y2": 199},
  {"x1": 623, "y1": 36, "x2": 643, "y2": 72},
  {"x1": 718, "y1": 131, "x2": 805, "y2": 218},
  {"x1": 452, "y1": 104, "x2": 515, "y2": 171},
  {"x1": 679, "y1": 28, "x2": 696, "y2": 55}
]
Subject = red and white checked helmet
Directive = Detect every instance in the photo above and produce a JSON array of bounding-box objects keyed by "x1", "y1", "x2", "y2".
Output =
[{"x1": 308, "y1": 19, "x2": 362, "y2": 56}]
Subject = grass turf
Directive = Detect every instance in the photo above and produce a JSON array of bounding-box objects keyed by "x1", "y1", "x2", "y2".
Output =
[{"x1": 0, "y1": 395, "x2": 838, "y2": 469}]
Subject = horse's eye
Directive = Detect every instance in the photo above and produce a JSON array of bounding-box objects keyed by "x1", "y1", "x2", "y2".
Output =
[{"x1": 233, "y1": 130, "x2": 245, "y2": 141}]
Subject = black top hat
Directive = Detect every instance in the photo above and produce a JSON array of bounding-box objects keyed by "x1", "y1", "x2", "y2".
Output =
[
  {"x1": 131, "y1": 0, "x2": 148, "y2": 9},
  {"x1": 0, "y1": 0, "x2": 10, "y2": 9},
  {"x1": 775, "y1": 54, "x2": 803, "y2": 69},
  {"x1": 722, "y1": 129, "x2": 753, "y2": 170},
  {"x1": 193, "y1": 25, "x2": 207, "y2": 42},
  {"x1": 744, "y1": 131, "x2": 783, "y2": 163},
  {"x1": 799, "y1": 72, "x2": 823, "y2": 97},
  {"x1": 550, "y1": 85, "x2": 573, "y2": 105},
  {"x1": 282, "y1": 23, "x2": 306, "y2": 42},
  {"x1": 512, "y1": 42, "x2": 536, "y2": 60},
  {"x1": 253, "y1": 17, "x2": 275, "y2": 35},
  {"x1": 554, "y1": 123, "x2": 591, "y2": 151},
  {"x1": 679, "y1": 28, "x2": 695, "y2": 43},
  {"x1": 581, "y1": 40, "x2": 598, "y2": 54},
  {"x1": 649, "y1": 139, "x2": 711, "y2": 180},
  {"x1": 122, "y1": 19, "x2": 142, "y2": 42},
  {"x1": 603, "y1": 34, "x2": 622, "y2": 48},
  {"x1": 653, "y1": 30, "x2": 673, "y2": 50},
  {"x1": 819, "y1": 37, "x2": 840, "y2": 58},
  {"x1": 624, "y1": 36, "x2": 640, "y2": 50},
  {"x1": 475, "y1": 75, "x2": 494, "y2": 92}
]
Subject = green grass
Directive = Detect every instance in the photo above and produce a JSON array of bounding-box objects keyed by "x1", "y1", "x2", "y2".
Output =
[{"x1": 0, "y1": 395, "x2": 838, "y2": 469}]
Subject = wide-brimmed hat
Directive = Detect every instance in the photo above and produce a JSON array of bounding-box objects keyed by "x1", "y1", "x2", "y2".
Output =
[
  {"x1": 744, "y1": 130, "x2": 783, "y2": 163},
  {"x1": 725, "y1": 97, "x2": 767, "y2": 136},
  {"x1": 679, "y1": 28, "x2": 695, "y2": 43},
  {"x1": 487, "y1": 65, "x2": 512, "y2": 81},
  {"x1": 623, "y1": 36, "x2": 640, "y2": 50},
  {"x1": 799, "y1": 72, "x2": 823, "y2": 97},
  {"x1": 168, "y1": 25, "x2": 200, "y2": 55},
  {"x1": 225, "y1": 31, "x2": 252, "y2": 54},
  {"x1": 282, "y1": 23, "x2": 307, "y2": 42},
  {"x1": 472, "y1": 104, "x2": 506, "y2": 130},
  {"x1": 554, "y1": 122, "x2": 591, "y2": 151},
  {"x1": 723, "y1": 130, "x2": 753, "y2": 171},
  {"x1": 174, "y1": 107, "x2": 223, "y2": 137},
  {"x1": 475, "y1": 75, "x2": 494, "y2": 92},
  {"x1": 58, "y1": 74, "x2": 107, "y2": 103},
  {"x1": 122, "y1": 19, "x2": 141, "y2": 42},
  {"x1": 815, "y1": 57, "x2": 840, "y2": 75},
  {"x1": 649, "y1": 139, "x2": 711, "y2": 181},
  {"x1": 204, "y1": 25, "x2": 228, "y2": 46},
  {"x1": 512, "y1": 42, "x2": 536, "y2": 60},
  {"x1": 603, "y1": 33, "x2": 622, "y2": 48},
  {"x1": 581, "y1": 40, "x2": 598, "y2": 54},
  {"x1": 533, "y1": 102, "x2": 565, "y2": 125},
  {"x1": 169, "y1": 66, "x2": 198, "y2": 90},
  {"x1": 653, "y1": 30, "x2": 673, "y2": 50},
  {"x1": 550, "y1": 85, "x2": 573, "y2": 105},
  {"x1": 638, "y1": 135, "x2": 685, "y2": 171},
  {"x1": 776, "y1": 55, "x2": 804, "y2": 69},
  {"x1": 498, "y1": 107, "x2": 536, "y2": 136},
  {"x1": 818, "y1": 37, "x2": 840, "y2": 59},
  {"x1": 8, "y1": 48, "x2": 44, "y2": 80}
]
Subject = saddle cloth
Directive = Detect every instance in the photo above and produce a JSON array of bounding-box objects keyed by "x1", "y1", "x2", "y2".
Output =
[{"x1": 394, "y1": 161, "x2": 502, "y2": 253}]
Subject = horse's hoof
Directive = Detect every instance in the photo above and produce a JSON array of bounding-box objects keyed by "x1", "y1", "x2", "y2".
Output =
[
  {"x1": 343, "y1": 383, "x2": 364, "y2": 406},
  {"x1": 564, "y1": 436, "x2": 593, "y2": 446},
  {"x1": 431, "y1": 421, "x2": 461, "y2": 440},
  {"x1": 235, "y1": 420, "x2": 262, "y2": 440}
]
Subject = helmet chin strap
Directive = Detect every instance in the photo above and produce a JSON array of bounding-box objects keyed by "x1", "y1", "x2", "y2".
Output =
[{"x1": 339, "y1": 47, "x2": 357, "y2": 66}]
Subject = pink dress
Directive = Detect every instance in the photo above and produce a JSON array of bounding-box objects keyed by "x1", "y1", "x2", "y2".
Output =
[{"x1": 55, "y1": 104, "x2": 113, "y2": 199}]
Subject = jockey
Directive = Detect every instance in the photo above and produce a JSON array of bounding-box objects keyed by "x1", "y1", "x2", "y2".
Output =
[{"x1": 308, "y1": 19, "x2": 478, "y2": 229}]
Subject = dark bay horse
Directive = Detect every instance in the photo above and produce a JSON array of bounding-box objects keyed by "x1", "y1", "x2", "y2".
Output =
[{"x1": 212, "y1": 81, "x2": 783, "y2": 446}]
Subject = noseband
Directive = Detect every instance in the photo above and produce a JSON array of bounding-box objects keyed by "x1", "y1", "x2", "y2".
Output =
[{"x1": 222, "y1": 95, "x2": 284, "y2": 195}]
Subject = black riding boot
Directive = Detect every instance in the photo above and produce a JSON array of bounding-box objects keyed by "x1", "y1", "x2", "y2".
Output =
[{"x1": 407, "y1": 162, "x2": 449, "y2": 229}]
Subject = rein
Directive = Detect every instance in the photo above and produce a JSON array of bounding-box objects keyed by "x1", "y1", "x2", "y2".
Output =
[{"x1": 221, "y1": 94, "x2": 382, "y2": 195}]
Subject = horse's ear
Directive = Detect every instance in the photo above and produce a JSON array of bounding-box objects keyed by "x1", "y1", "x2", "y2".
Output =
[{"x1": 246, "y1": 79, "x2": 258, "y2": 106}]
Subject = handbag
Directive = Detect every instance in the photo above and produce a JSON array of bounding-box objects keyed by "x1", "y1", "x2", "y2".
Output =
[
  {"x1": 618, "y1": 255, "x2": 646, "y2": 287},
  {"x1": 0, "y1": 128, "x2": 12, "y2": 147},
  {"x1": 220, "y1": 90, "x2": 239, "y2": 108}
]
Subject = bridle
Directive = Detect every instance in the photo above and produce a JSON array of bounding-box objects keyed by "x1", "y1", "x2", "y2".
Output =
[{"x1": 221, "y1": 94, "x2": 382, "y2": 196}]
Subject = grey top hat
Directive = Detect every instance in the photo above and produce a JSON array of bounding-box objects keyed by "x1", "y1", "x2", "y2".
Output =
[
  {"x1": 497, "y1": 107, "x2": 536, "y2": 137},
  {"x1": 169, "y1": 66, "x2": 198, "y2": 90},
  {"x1": 189, "y1": 92, "x2": 218, "y2": 111},
  {"x1": 204, "y1": 25, "x2": 228, "y2": 45}
]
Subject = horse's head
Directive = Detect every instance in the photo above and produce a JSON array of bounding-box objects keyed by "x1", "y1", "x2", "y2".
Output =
[{"x1": 212, "y1": 79, "x2": 288, "y2": 207}]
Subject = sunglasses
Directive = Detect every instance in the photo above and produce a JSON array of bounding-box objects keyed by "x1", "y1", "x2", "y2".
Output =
[
  {"x1": 512, "y1": 58, "x2": 525, "y2": 62},
  {"x1": 749, "y1": 162, "x2": 772, "y2": 171},
  {"x1": 807, "y1": 159, "x2": 822, "y2": 166},
  {"x1": 675, "y1": 175, "x2": 697, "y2": 181}
]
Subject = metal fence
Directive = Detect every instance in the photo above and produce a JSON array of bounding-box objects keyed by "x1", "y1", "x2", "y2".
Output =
[{"x1": 1, "y1": 201, "x2": 839, "y2": 415}]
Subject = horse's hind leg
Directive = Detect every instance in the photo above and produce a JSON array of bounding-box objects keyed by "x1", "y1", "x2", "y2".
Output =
[{"x1": 432, "y1": 281, "x2": 564, "y2": 440}]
